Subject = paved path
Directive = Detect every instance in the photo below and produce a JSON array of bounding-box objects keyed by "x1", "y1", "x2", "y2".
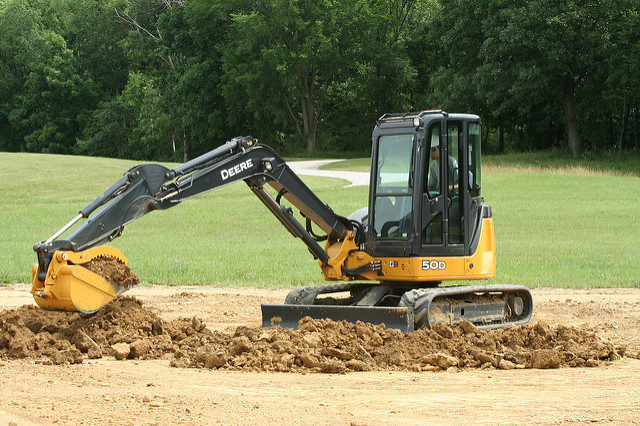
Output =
[{"x1": 287, "y1": 159, "x2": 369, "y2": 187}]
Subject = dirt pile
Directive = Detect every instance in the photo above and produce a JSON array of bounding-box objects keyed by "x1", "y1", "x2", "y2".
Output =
[
  {"x1": 179, "y1": 317, "x2": 626, "y2": 373},
  {"x1": 0, "y1": 298, "x2": 626, "y2": 371},
  {"x1": 0, "y1": 298, "x2": 208, "y2": 365},
  {"x1": 83, "y1": 257, "x2": 140, "y2": 288}
]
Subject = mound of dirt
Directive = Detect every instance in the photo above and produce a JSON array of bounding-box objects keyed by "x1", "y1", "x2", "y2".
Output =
[
  {"x1": 178, "y1": 318, "x2": 626, "y2": 373},
  {"x1": 83, "y1": 257, "x2": 140, "y2": 288},
  {"x1": 0, "y1": 298, "x2": 208, "y2": 365},
  {"x1": 0, "y1": 298, "x2": 626, "y2": 371}
]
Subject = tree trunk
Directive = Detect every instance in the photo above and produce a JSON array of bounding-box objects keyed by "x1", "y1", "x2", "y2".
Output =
[
  {"x1": 609, "y1": 114, "x2": 614, "y2": 147},
  {"x1": 517, "y1": 124, "x2": 523, "y2": 149},
  {"x1": 562, "y1": 82, "x2": 582, "y2": 155},
  {"x1": 300, "y1": 93, "x2": 316, "y2": 153},
  {"x1": 498, "y1": 126, "x2": 504, "y2": 153},
  {"x1": 482, "y1": 123, "x2": 489, "y2": 146},
  {"x1": 182, "y1": 136, "x2": 189, "y2": 162},
  {"x1": 633, "y1": 106, "x2": 640, "y2": 148},
  {"x1": 618, "y1": 95, "x2": 629, "y2": 156},
  {"x1": 306, "y1": 131, "x2": 316, "y2": 154}
]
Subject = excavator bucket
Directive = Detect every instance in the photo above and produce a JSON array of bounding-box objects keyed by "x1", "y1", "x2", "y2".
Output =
[{"x1": 31, "y1": 245, "x2": 132, "y2": 314}]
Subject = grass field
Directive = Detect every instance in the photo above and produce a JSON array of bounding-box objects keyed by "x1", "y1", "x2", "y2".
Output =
[
  {"x1": 321, "y1": 149, "x2": 640, "y2": 176},
  {"x1": 1, "y1": 151, "x2": 638, "y2": 288}
]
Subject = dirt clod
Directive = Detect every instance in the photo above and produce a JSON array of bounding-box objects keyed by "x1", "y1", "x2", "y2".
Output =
[
  {"x1": 129, "y1": 339, "x2": 151, "y2": 358},
  {"x1": 111, "y1": 343, "x2": 130, "y2": 360},
  {"x1": 87, "y1": 346, "x2": 102, "y2": 359},
  {"x1": 530, "y1": 349, "x2": 561, "y2": 369},
  {"x1": 83, "y1": 257, "x2": 140, "y2": 288},
  {"x1": 499, "y1": 359, "x2": 516, "y2": 370}
]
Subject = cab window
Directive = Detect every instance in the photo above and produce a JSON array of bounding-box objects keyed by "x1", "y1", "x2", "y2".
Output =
[
  {"x1": 468, "y1": 123, "x2": 481, "y2": 196},
  {"x1": 372, "y1": 134, "x2": 414, "y2": 239}
]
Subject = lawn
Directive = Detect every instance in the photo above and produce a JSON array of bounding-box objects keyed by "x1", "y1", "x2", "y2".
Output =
[
  {"x1": 321, "y1": 149, "x2": 640, "y2": 176},
  {"x1": 1, "y1": 151, "x2": 638, "y2": 288}
]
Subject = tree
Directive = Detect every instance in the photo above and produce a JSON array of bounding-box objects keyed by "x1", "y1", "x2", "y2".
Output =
[
  {"x1": 223, "y1": 0, "x2": 375, "y2": 152},
  {"x1": 56, "y1": 0, "x2": 130, "y2": 98},
  {"x1": 78, "y1": 72, "x2": 171, "y2": 159},
  {"x1": 0, "y1": 0, "x2": 94, "y2": 153},
  {"x1": 163, "y1": 0, "x2": 234, "y2": 159},
  {"x1": 602, "y1": 0, "x2": 640, "y2": 153},
  {"x1": 322, "y1": 0, "x2": 424, "y2": 152},
  {"x1": 480, "y1": 0, "x2": 615, "y2": 154}
]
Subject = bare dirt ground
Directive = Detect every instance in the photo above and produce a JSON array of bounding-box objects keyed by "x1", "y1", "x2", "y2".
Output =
[{"x1": 1, "y1": 284, "x2": 639, "y2": 425}]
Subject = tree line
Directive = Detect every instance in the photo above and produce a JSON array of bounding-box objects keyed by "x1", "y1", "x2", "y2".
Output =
[{"x1": 0, "y1": 0, "x2": 638, "y2": 161}]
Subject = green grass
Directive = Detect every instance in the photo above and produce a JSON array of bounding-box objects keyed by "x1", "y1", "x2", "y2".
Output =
[
  {"x1": 321, "y1": 149, "x2": 640, "y2": 176},
  {"x1": 1, "y1": 151, "x2": 638, "y2": 288},
  {"x1": 484, "y1": 149, "x2": 640, "y2": 176},
  {"x1": 486, "y1": 171, "x2": 638, "y2": 288}
]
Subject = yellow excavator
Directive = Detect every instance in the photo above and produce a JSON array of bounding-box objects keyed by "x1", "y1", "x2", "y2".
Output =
[{"x1": 32, "y1": 110, "x2": 532, "y2": 332}]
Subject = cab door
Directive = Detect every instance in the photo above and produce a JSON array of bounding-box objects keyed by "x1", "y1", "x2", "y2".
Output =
[
  {"x1": 421, "y1": 119, "x2": 466, "y2": 256},
  {"x1": 367, "y1": 131, "x2": 416, "y2": 257}
]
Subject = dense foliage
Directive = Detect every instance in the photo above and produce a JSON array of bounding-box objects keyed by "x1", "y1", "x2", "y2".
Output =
[{"x1": 0, "y1": 0, "x2": 638, "y2": 159}]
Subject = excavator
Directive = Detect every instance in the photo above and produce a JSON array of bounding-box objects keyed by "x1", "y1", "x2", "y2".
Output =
[{"x1": 31, "y1": 110, "x2": 532, "y2": 332}]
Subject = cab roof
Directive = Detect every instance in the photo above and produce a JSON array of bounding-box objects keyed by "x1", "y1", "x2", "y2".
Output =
[{"x1": 376, "y1": 110, "x2": 480, "y2": 128}]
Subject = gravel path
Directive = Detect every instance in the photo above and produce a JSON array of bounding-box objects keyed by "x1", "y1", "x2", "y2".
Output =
[{"x1": 288, "y1": 159, "x2": 369, "y2": 187}]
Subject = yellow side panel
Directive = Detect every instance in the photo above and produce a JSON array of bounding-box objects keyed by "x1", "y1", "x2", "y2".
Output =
[
  {"x1": 322, "y1": 218, "x2": 496, "y2": 283},
  {"x1": 375, "y1": 218, "x2": 495, "y2": 281}
]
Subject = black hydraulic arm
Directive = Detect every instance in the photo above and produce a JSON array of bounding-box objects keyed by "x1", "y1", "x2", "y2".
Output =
[{"x1": 34, "y1": 136, "x2": 353, "y2": 280}]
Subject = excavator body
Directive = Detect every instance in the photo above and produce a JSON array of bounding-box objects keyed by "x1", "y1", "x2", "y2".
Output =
[{"x1": 32, "y1": 110, "x2": 533, "y2": 331}]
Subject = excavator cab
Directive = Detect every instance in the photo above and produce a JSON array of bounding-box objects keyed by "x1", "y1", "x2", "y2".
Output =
[{"x1": 369, "y1": 111, "x2": 484, "y2": 257}]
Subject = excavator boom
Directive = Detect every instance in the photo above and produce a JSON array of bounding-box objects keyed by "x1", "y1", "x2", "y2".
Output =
[{"x1": 32, "y1": 136, "x2": 370, "y2": 313}]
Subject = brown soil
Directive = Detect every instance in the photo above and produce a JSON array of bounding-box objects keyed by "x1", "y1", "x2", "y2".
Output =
[
  {"x1": 0, "y1": 298, "x2": 196, "y2": 365},
  {"x1": 0, "y1": 296, "x2": 626, "y2": 372},
  {"x1": 82, "y1": 256, "x2": 139, "y2": 288},
  {"x1": 176, "y1": 318, "x2": 626, "y2": 372},
  {"x1": 1, "y1": 285, "x2": 639, "y2": 424}
]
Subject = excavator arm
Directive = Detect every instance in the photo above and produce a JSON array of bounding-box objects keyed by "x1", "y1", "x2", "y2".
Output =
[{"x1": 32, "y1": 136, "x2": 372, "y2": 313}]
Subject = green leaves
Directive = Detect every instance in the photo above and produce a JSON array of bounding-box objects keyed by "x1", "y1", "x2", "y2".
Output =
[
  {"x1": 0, "y1": 0, "x2": 637, "y2": 157},
  {"x1": 0, "y1": 2, "x2": 94, "y2": 154},
  {"x1": 78, "y1": 72, "x2": 171, "y2": 160},
  {"x1": 420, "y1": 0, "x2": 639, "y2": 154}
]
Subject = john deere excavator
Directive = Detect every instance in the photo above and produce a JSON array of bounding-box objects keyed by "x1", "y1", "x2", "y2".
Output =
[{"x1": 32, "y1": 110, "x2": 532, "y2": 332}]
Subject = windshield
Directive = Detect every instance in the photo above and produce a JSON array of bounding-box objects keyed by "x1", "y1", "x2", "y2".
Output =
[
  {"x1": 376, "y1": 134, "x2": 414, "y2": 193},
  {"x1": 372, "y1": 133, "x2": 414, "y2": 239}
]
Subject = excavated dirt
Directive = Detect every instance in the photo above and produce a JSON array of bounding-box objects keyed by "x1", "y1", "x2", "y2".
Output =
[
  {"x1": 0, "y1": 297, "x2": 626, "y2": 372},
  {"x1": 177, "y1": 318, "x2": 626, "y2": 372},
  {"x1": 0, "y1": 298, "x2": 194, "y2": 364},
  {"x1": 83, "y1": 257, "x2": 140, "y2": 288}
]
